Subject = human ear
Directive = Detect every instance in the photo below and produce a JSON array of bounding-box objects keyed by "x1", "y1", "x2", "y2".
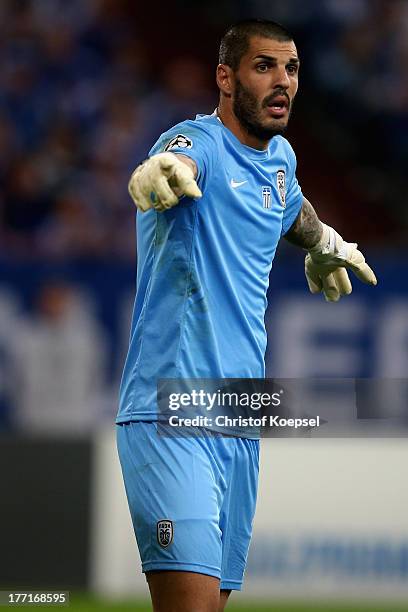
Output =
[{"x1": 216, "y1": 64, "x2": 233, "y2": 96}]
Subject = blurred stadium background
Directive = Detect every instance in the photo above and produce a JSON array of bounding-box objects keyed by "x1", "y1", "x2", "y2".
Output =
[{"x1": 0, "y1": 0, "x2": 407, "y2": 610}]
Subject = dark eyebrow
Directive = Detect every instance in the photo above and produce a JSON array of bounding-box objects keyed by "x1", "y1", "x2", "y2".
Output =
[{"x1": 254, "y1": 55, "x2": 300, "y2": 65}]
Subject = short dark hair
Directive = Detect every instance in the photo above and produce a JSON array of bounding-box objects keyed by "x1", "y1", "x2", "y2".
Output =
[{"x1": 219, "y1": 19, "x2": 294, "y2": 71}]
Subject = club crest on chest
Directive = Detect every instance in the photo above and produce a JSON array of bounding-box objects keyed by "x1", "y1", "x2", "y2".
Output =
[{"x1": 276, "y1": 169, "x2": 286, "y2": 208}]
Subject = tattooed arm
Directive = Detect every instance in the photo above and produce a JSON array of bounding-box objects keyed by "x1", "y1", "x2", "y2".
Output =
[
  {"x1": 285, "y1": 198, "x2": 323, "y2": 250},
  {"x1": 284, "y1": 197, "x2": 376, "y2": 302}
]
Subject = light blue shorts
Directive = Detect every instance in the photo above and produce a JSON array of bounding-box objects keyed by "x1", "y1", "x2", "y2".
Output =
[{"x1": 116, "y1": 421, "x2": 259, "y2": 591}]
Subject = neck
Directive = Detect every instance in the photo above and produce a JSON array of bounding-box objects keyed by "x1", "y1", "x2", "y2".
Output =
[{"x1": 217, "y1": 99, "x2": 269, "y2": 151}]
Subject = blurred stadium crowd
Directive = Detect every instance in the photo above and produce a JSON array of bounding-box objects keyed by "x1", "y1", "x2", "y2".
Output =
[
  {"x1": 1, "y1": 0, "x2": 407, "y2": 259},
  {"x1": 0, "y1": 0, "x2": 407, "y2": 433}
]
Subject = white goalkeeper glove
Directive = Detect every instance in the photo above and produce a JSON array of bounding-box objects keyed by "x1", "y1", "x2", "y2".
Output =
[
  {"x1": 128, "y1": 152, "x2": 202, "y2": 213},
  {"x1": 305, "y1": 224, "x2": 377, "y2": 302}
]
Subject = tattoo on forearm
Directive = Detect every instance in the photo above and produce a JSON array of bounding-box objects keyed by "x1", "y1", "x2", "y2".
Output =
[{"x1": 285, "y1": 198, "x2": 323, "y2": 249}]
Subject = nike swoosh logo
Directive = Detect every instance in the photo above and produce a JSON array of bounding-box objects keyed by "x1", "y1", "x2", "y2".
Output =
[{"x1": 230, "y1": 179, "x2": 247, "y2": 189}]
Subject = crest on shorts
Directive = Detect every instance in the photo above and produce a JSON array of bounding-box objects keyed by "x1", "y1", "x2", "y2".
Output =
[
  {"x1": 276, "y1": 170, "x2": 286, "y2": 208},
  {"x1": 164, "y1": 134, "x2": 193, "y2": 151},
  {"x1": 157, "y1": 520, "x2": 173, "y2": 548}
]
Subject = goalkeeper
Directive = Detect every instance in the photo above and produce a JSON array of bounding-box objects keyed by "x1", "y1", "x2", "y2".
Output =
[{"x1": 117, "y1": 18, "x2": 376, "y2": 612}]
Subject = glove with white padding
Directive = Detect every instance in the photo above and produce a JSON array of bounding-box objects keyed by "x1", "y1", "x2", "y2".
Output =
[
  {"x1": 128, "y1": 152, "x2": 202, "y2": 213},
  {"x1": 305, "y1": 224, "x2": 377, "y2": 302}
]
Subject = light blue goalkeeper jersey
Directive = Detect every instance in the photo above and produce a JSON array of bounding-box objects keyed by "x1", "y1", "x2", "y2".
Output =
[{"x1": 117, "y1": 113, "x2": 303, "y2": 422}]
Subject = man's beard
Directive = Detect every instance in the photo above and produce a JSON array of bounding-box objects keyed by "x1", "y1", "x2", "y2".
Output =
[{"x1": 233, "y1": 78, "x2": 292, "y2": 142}]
